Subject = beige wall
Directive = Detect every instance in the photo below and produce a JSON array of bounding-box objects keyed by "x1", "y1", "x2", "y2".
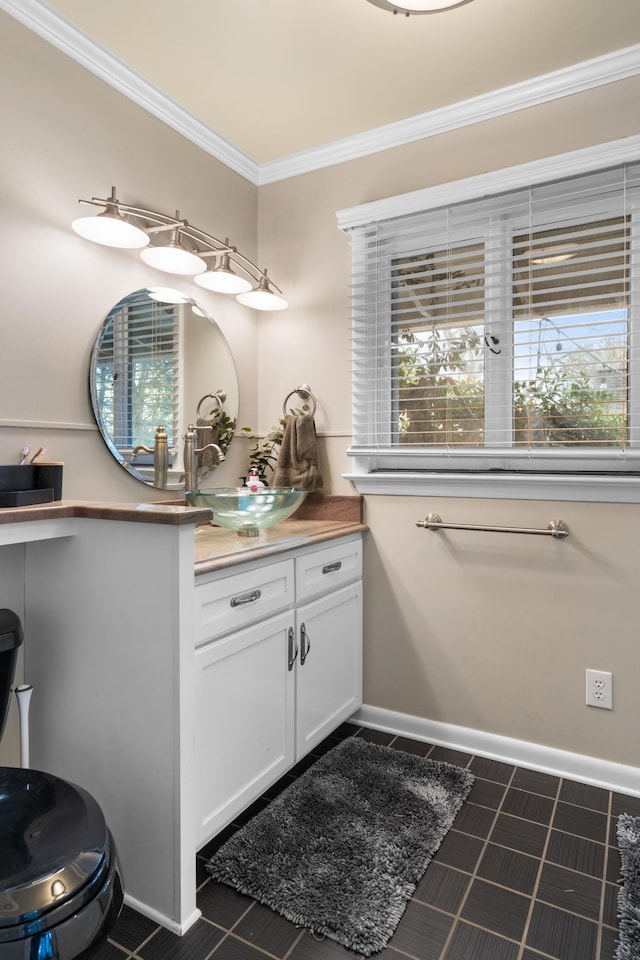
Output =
[
  {"x1": 258, "y1": 76, "x2": 640, "y2": 769},
  {"x1": 0, "y1": 14, "x2": 259, "y2": 499},
  {"x1": 2, "y1": 10, "x2": 640, "y2": 771}
]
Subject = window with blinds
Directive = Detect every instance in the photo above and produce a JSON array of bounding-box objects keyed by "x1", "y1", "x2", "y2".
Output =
[
  {"x1": 93, "y1": 292, "x2": 180, "y2": 456},
  {"x1": 348, "y1": 161, "x2": 639, "y2": 475}
]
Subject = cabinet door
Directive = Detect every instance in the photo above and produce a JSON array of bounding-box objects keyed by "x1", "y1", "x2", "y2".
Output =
[
  {"x1": 295, "y1": 581, "x2": 363, "y2": 758},
  {"x1": 195, "y1": 611, "x2": 295, "y2": 848}
]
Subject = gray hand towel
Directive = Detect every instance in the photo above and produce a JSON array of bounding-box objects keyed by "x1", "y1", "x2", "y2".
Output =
[{"x1": 273, "y1": 414, "x2": 323, "y2": 491}]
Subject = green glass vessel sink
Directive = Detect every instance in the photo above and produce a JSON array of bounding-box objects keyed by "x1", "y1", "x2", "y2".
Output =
[{"x1": 186, "y1": 487, "x2": 307, "y2": 536}]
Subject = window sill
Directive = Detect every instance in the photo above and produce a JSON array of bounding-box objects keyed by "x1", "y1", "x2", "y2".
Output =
[{"x1": 343, "y1": 471, "x2": 640, "y2": 503}]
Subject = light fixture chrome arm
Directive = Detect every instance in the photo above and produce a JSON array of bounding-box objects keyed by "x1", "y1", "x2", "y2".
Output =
[{"x1": 74, "y1": 188, "x2": 286, "y2": 307}]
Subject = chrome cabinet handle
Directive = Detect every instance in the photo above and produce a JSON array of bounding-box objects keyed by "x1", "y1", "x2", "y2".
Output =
[
  {"x1": 322, "y1": 561, "x2": 342, "y2": 575},
  {"x1": 300, "y1": 622, "x2": 311, "y2": 665},
  {"x1": 230, "y1": 588, "x2": 262, "y2": 608},
  {"x1": 288, "y1": 626, "x2": 298, "y2": 671}
]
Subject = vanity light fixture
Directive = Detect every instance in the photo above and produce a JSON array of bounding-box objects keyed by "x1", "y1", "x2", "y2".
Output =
[
  {"x1": 194, "y1": 245, "x2": 253, "y2": 294},
  {"x1": 72, "y1": 187, "x2": 150, "y2": 249},
  {"x1": 139, "y1": 223, "x2": 207, "y2": 276},
  {"x1": 72, "y1": 187, "x2": 288, "y2": 311},
  {"x1": 236, "y1": 272, "x2": 288, "y2": 311},
  {"x1": 365, "y1": 0, "x2": 474, "y2": 14}
]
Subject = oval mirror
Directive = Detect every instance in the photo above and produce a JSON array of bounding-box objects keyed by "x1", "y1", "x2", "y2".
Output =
[{"x1": 89, "y1": 287, "x2": 239, "y2": 490}]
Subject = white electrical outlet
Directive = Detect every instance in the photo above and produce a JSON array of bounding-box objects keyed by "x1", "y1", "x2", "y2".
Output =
[{"x1": 586, "y1": 669, "x2": 613, "y2": 710}]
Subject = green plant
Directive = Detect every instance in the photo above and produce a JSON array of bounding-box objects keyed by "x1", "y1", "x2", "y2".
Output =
[
  {"x1": 216, "y1": 412, "x2": 237, "y2": 454},
  {"x1": 241, "y1": 405, "x2": 309, "y2": 480},
  {"x1": 240, "y1": 421, "x2": 285, "y2": 481},
  {"x1": 514, "y1": 367, "x2": 624, "y2": 446}
]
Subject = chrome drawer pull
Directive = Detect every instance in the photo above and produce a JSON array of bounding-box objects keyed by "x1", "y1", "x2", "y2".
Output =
[
  {"x1": 230, "y1": 588, "x2": 262, "y2": 608},
  {"x1": 322, "y1": 561, "x2": 342, "y2": 574},
  {"x1": 288, "y1": 626, "x2": 298, "y2": 671},
  {"x1": 300, "y1": 622, "x2": 311, "y2": 665}
]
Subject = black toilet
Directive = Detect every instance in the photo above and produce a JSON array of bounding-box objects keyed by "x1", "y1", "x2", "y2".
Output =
[{"x1": 0, "y1": 609, "x2": 124, "y2": 959}]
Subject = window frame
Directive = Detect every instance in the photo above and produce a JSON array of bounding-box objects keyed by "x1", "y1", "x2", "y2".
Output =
[{"x1": 339, "y1": 136, "x2": 640, "y2": 503}]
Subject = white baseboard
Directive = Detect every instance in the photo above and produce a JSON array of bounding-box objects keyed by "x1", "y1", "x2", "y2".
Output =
[
  {"x1": 122, "y1": 895, "x2": 201, "y2": 935},
  {"x1": 351, "y1": 705, "x2": 640, "y2": 798}
]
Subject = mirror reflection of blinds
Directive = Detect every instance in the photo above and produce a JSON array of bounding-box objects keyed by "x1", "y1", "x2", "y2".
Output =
[
  {"x1": 350, "y1": 160, "x2": 639, "y2": 468},
  {"x1": 94, "y1": 293, "x2": 180, "y2": 450}
]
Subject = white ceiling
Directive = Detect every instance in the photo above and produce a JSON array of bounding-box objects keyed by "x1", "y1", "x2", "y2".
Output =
[{"x1": 12, "y1": 0, "x2": 640, "y2": 167}]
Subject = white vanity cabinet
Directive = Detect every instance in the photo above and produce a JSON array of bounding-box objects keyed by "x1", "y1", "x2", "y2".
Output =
[
  {"x1": 1, "y1": 504, "x2": 364, "y2": 936},
  {"x1": 194, "y1": 534, "x2": 363, "y2": 848}
]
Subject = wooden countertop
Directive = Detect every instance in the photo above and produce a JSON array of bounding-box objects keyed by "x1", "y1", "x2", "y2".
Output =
[
  {"x1": 194, "y1": 518, "x2": 367, "y2": 575},
  {"x1": 0, "y1": 499, "x2": 212, "y2": 526},
  {"x1": 0, "y1": 494, "x2": 366, "y2": 573}
]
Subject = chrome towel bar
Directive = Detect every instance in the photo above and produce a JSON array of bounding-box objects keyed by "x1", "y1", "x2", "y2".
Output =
[{"x1": 416, "y1": 513, "x2": 570, "y2": 539}]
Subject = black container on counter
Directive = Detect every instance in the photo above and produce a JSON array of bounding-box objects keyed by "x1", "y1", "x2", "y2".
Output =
[{"x1": 0, "y1": 463, "x2": 64, "y2": 506}]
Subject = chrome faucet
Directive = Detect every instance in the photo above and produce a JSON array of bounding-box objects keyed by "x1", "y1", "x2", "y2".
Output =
[
  {"x1": 131, "y1": 425, "x2": 169, "y2": 488},
  {"x1": 183, "y1": 423, "x2": 225, "y2": 493}
]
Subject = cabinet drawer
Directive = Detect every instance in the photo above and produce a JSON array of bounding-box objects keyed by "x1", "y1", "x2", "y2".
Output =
[
  {"x1": 296, "y1": 538, "x2": 362, "y2": 602},
  {"x1": 196, "y1": 559, "x2": 294, "y2": 644}
]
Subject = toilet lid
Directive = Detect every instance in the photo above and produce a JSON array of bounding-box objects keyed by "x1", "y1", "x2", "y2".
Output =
[{"x1": 0, "y1": 768, "x2": 109, "y2": 927}]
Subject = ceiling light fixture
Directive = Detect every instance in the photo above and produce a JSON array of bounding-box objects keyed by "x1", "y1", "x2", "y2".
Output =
[
  {"x1": 528, "y1": 243, "x2": 579, "y2": 265},
  {"x1": 72, "y1": 187, "x2": 287, "y2": 311},
  {"x1": 365, "y1": 0, "x2": 474, "y2": 14}
]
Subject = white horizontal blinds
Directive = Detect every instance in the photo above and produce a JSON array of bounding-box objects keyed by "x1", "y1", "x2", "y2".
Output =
[
  {"x1": 351, "y1": 206, "x2": 488, "y2": 451},
  {"x1": 351, "y1": 228, "x2": 387, "y2": 448},
  {"x1": 393, "y1": 241, "x2": 485, "y2": 447},
  {"x1": 350, "y1": 159, "x2": 640, "y2": 468},
  {"x1": 95, "y1": 292, "x2": 179, "y2": 450},
  {"x1": 510, "y1": 162, "x2": 632, "y2": 451}
]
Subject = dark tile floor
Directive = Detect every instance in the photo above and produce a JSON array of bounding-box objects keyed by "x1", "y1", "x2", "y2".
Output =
[{"x1": 90, "y1": 724, "x2": 640, "y2": 960}]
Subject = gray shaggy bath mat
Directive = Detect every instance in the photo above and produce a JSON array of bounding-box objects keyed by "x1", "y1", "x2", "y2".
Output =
[
  {"x1": 206, "y1": 735, "x2": 474, "y2": 956},
  {"x1": 617, "y1": 813, "x2": 640, "y2": 960}
]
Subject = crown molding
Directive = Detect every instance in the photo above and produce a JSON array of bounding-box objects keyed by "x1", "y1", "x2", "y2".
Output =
[
  {"x1": 2, "y1": 0, "x2": 640, "y2": 187},
  {"x1": 261, "y1": 43, "x2": 640, "y2": 184},
  {"x1": 0, "y1": 0, "x2": 260, "y2": 184}
]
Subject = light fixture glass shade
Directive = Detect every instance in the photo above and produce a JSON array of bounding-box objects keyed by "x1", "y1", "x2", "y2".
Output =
[
  {"x1": 394, "y1": 0, "x2": 470, "y2": 8},
  {"x1": 236, "y1": 275, "x2": 288, "y2": 311},
  {"x1": 365, "y1": 0, "x2": 474, "y2": 11},
  {"x1": 140, "y1": 241, "x2": 207, "y2": 276},
  {"x1": 72, "y1": 211, "x2": 149, "y2": 249},
  {"x1": 194, "y1": 255, "x2": 252, "y2": 294}
]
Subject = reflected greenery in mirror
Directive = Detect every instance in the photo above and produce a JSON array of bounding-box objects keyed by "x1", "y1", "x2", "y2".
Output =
[{"x1": 89, "y1": 288, "x2": 239, "y2": 490}]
